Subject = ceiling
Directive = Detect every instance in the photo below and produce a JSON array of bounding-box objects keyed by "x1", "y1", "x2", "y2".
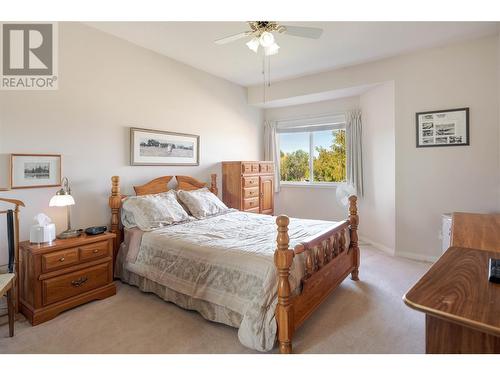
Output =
[{"x1": 87, "y1": 22, "x2": 498, "y2": 87}]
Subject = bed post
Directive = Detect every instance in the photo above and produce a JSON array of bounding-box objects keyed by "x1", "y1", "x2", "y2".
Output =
[
  {"x1": 210, "y1": 173, "x2": 218, "y2": 196},
  {"x1": 349, "y1": 196, "x2": 360, "y2": 281},
  {"x1": 109, "y1": 176, "x2": 122, "y2": 262},
  {"x1": 275, "y1": 215, "x2": 294, "y2": 354}
]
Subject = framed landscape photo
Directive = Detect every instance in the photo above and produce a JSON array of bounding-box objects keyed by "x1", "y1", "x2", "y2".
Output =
[
  {"x1": 10, "y1": 154, "x2": 62, "y2": 189},
  {"x1": 130, "y1": 127, "x2": 200, "y2": 166},
  {"x1": 416, "y1": 108, "x2": 469, "y2": 148}
]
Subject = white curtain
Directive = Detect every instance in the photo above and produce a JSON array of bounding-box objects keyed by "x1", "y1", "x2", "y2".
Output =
[
  {"x1": 264, "y1": 120, "x2": 280, "y2": 193},
  {"x1": 346, "y1": 110, "x2": 364, "y2": 197}
]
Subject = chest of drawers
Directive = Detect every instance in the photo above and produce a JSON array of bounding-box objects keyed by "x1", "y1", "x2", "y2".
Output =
[
  {"x1": 222, "y1": 161, "x2": 274, "y2": 215},
  {"x1": 19, "y1": 232, "x2": 116, "y2": 325}
]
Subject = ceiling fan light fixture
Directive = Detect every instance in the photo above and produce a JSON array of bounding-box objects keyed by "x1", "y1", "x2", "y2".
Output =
[
  {"x1": 259, "y1": 32, "x2": 275, "y2": 48},
  {"x1": 264, "y1": 42, "x2": 280, "y2": 56},
  {"x1": 246, "y1": 37, "x2": 260, "y2": 53}
]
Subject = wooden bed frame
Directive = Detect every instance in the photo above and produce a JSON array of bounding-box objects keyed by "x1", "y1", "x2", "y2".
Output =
[{"x1": 109, "y1": 174, "x2": 359, "y2": 354}]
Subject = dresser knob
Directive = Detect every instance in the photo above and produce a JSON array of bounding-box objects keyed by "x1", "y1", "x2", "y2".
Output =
[
  {"x1": 93, "y1": 249, "x2": 99, "y2": 253},
  {"x1": 59, "y1": 257, "x2": 65, "y2": 262}
]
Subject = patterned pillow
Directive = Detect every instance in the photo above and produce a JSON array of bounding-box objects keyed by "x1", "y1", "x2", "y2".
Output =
[
  {"x1": 177, "y1": 188, "x2": 229, "y2": 219},
  {"x1": 121, "y1": 190, "x2": 189, "y2": 231}
]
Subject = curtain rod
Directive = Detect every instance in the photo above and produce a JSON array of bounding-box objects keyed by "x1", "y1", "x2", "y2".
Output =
[{"x1": 270, "y1": 108, "x2": 360, "y2": 124}]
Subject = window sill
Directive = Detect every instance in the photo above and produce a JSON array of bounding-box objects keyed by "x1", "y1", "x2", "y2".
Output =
[{"x1": 280, "y1": 182, "x2": 341, "y2": 189}]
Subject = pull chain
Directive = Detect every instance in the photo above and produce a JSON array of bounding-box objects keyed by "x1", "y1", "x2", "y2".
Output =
[
  {"x1": 262, "y1": 54, "x2": 266, "y2": 104},
  {"x1": 262, "y1": 54, "x2": 272, "y2": 104}
]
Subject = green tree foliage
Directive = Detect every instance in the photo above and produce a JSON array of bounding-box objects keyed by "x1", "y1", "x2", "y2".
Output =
[
  {"x1": 280, "y1": 149, "x2": 310, "y2": 181},
  {"x1": 313, "y1": 130, "x2": 346, "y2": 182},
  {"x1": 280, "y1": 130, "x2": 346, "y2": 183}
]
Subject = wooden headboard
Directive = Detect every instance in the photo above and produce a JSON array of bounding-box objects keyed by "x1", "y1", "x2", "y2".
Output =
[{"x1": 108, "y1": 174, "x2": 218, "y2": 258}]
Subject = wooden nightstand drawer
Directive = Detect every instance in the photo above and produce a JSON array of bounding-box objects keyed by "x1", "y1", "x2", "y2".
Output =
[
  {"x1": 79, "y1": 241, "x2": 109, "y2": 262},
  {"x1": 42, "y1": 248, "x2": 79, "y2": 273},
  {"x1": 42, "y1": 262, "x2": 110, "y2": 306}
]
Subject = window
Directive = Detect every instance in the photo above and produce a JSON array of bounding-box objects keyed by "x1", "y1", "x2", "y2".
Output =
[{"x1": 278, "y1": 120, "x2": 346, "y2": 185}]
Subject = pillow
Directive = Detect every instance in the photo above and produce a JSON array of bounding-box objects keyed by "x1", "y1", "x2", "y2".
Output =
[
  {"x1": 121, "y1": 190, "x2": 189, "y2": 231},
  {"x1": 177, "y1": 187, "x2": 229, "y2": 219}
]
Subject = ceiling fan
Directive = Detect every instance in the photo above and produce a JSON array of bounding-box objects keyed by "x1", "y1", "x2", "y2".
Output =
[{"x1": 214, "y1": 21, "x2": 323, "y2": 56}]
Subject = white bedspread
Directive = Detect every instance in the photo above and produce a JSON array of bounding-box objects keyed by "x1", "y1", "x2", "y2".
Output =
[{"x1": 123, "y1": 210, "x2": 345, "y2": 351}]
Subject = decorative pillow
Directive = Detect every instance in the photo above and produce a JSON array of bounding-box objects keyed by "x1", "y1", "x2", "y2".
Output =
[
  {"x1": 121, "y1": 190, "x2": 189, "y2": 231},
  {"x1": 177, "y1": 188, "x2": 229, "y2": 219}
]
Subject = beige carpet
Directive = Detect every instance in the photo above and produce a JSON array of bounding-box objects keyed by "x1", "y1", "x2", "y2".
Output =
[{"x1": 0, "y1": 245, "x2": 430, "y2": 354}]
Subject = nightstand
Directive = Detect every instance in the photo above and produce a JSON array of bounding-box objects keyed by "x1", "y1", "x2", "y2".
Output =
[{"x1": 18, "y1": 232, "x2": 116, "y2": 325}]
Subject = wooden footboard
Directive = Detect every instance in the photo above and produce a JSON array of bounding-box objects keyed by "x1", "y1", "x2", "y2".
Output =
[{"x1": 275, "y1": 196, "x2": 360, "y2": 353}]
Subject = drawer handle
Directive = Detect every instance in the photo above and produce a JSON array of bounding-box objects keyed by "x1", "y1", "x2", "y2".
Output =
[
  {"x1": 93, "y1": 249, "x2": 99, "y2": 254},
  {"x1": 59, "y1": 257, "x2": 65, "y2": 262},
  {"x1": 71, "y1": 276, "x2": 88, "y2": 288}
]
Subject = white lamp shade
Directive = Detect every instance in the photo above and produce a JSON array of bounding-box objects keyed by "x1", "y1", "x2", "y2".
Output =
[
  {"x1": 264, "y1": 42, "x2": 280, "y2": 56},
  {"x1": 49, "y1": 194, "x2": 75, "y2": 207},
  {"x1": 259, "y1": 32, "x2": 275, "y2": 48},
  {"x1": 246, "y1": 37, "x2": 260, "y2": 53}
]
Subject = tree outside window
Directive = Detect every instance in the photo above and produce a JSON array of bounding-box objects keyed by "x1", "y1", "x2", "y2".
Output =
[{"x1": 279, "y1": 127, "x2": 346, "y2": 184}]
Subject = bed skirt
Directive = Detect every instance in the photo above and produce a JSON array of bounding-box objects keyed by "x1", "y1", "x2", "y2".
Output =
[{"x1": 115, "y1": 251, "x2": 243, "y2": 330}]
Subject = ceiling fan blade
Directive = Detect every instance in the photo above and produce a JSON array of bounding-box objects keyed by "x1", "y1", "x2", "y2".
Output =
[
  {"x1": 214, "y1": 31, "x2": 252, "y2": 45},
  {"x1": 282, "y1": 25, "x2": 323, "y2": 39}
]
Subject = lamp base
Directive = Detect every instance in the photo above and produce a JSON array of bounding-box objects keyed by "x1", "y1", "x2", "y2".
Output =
[{"x1": 57, "y1": 229, "x2": 82, "y2": 239}]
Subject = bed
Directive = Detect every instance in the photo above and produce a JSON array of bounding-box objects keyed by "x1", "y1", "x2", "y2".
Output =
[{"x1": 109, "y1": 174, "x2": 360, "y2": 353}]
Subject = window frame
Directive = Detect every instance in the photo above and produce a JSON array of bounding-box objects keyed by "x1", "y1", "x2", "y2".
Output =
[{"x1": 277, "y1": 116, "x2": 347, "y2": 187}]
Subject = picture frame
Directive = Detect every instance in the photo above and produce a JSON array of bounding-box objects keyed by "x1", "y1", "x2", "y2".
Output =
[
  {"x1": 416, "y1": 108, "x2": 469, "y2": 148},
  {"x1": 10, "y1": 154, "x2": 62, "y2": 189},
  {"x1": 130, "y1": 127, "x2": 200, "y2": 166}
]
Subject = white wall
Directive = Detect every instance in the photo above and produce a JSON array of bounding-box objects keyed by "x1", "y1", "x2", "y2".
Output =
[
  {"x1": 359, "y1": 82, "x2": 396, "y2": 253},
  {"x1": 254, "y1": 36, "x2": 499, "y2": 260},
  {"x1": 265, "y1": 96, "x2": 359, "y2": 221},
  {"x1": 0, "y1": 22, "x2": 263, "y2": 266}
]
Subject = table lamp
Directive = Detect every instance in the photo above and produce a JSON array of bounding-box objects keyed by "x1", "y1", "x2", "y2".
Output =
[{"x1": 49, "y1": 177, "x2": 80, "y2": 239}]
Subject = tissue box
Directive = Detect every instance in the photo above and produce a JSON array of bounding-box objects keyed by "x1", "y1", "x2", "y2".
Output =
[{"x1": 30, "y1": 223, "x2": 56, "y2": 244}]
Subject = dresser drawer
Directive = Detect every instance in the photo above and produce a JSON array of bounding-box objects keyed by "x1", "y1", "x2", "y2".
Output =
[
  {"x1": 42, "y1": 248, "x2": 79, "y2": 273},
  {"x1": 244, "y1": 207, "x2": 260, "y2": 214},
  {"x1": 242, "y1": 176, "x2": 259, "y2": 187},
  {"x1": 259, "y1": 163, "x2": 268, "y2": 173},
  {"x1": 241, "y1": 162, "x2": 259, "y2": 174},
  {"x1": 243, "y1": 197, "x2": 259, "y2": 210},
  {"x1": 79, "y1": 241, "x2": 109, "y2": 262},
  {"x1": 243, "y1": 187, "x2": 259, "y2": 199},
  {"x1": 42, "y1": 262, "x2": 111, "y2": 306},
  {"x1": 259, "y1": 163, "x2": 274, "y2": 173}
]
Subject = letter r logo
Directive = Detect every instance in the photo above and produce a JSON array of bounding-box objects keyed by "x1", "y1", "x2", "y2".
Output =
[{"x1": 2, "y1": 24, "x2": 53, "y2": 75}]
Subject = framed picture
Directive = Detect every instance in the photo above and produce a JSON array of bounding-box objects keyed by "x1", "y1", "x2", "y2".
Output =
[
  {"x1": 10, "y1": 154, "x2": 62, "y2": 189},
  {"x1": 130, "y1": 127, "x2": 200, "y2": 166},
  {"x1": 416, "y1": 108, "x2": 469, "y2": 148}
]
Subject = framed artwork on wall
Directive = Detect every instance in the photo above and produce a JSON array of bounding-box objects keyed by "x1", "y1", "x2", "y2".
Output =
[
  {"x1": 416, "y1": 108, "x2": 469, "y2": 148},
  {"x1": 10, "y1": 154, "x2": 62, "y2": 189},
  {"x1": 130, "y1": 127, "x2": 200, "y2": 166}
]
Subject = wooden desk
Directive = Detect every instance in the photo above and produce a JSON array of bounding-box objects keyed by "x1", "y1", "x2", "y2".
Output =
[{"x1": 404, "y1": 247, "x2": 500, "y2": 353}]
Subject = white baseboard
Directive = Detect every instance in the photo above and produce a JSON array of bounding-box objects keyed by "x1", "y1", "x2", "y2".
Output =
[
  {"x1": 359, "y1": 236, "x2": 395, "y2": 256},
  {"x1": 396, "y1": 251, "x2": 439, "y2": 263},
  {"x1": 360, "y1": 236, "x2": 438, "y2": 263}
]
